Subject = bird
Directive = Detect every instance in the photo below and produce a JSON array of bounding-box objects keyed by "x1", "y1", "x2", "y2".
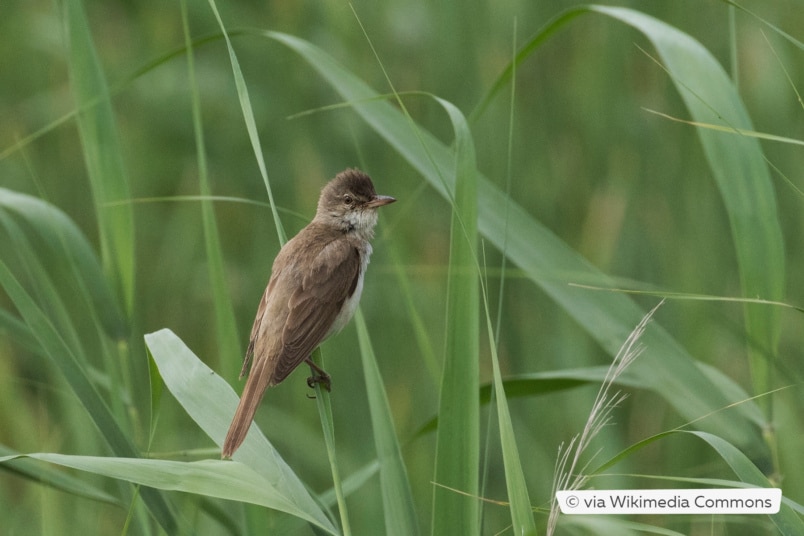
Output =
[{"x1": 222, "y1": 168, "x2": 395, "y2": 458}]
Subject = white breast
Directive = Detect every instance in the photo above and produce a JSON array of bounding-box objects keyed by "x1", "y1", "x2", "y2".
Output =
[{"x1": 328, "y1": 243, "x2": 372, "y2": 337}]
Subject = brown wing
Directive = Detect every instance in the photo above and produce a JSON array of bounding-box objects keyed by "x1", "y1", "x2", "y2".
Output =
[
  {"x1": 239, "y1": 270, "x2": 280, "y2": 379},
  {"x1": 270, "y1": 239, "x2": 361, "y2": 383}
]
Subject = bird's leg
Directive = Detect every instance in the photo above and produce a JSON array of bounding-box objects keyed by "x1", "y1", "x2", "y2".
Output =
[{"x1": 305, "y1": 358, "x2": 332, "y2": 392}]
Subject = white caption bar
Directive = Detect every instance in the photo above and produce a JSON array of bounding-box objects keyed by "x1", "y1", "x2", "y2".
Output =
[{"x1": 556, "y1": 489, "x2": 781, "y2": 515}]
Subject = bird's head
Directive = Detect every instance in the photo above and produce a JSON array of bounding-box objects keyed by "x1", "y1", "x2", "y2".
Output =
[{"x1": 316, "y1": 169, "x2": 395, "y2": 237}]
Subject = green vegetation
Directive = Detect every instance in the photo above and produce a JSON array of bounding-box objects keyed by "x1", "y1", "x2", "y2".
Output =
[{"x1": 1, "y1": 1, "x2": 802, "y2": 534}]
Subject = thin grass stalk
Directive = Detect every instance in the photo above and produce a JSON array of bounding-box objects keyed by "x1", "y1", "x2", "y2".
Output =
[
  {"x1": 481, "y1": 21, "x2": 519, "y2": 532},
  {"x1": 205, "y1": 0, "x2": 285, "y2": 245},
  {"x1": 181, "y1": 0, "x2": 242, "y2": 376},
  {"x1": 310, "y1": 348, "x2": 351, "y2": 536},
  {"x1": 479, "y1": 275, "x2": 537, "y2": 535},
  {"x1": 63, "y1": 0, "x2": 135, "y2": 316}
]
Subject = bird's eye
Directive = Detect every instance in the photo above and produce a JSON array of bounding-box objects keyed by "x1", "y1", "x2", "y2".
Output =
[{"x1": 343, "y1": 195, "x2": 354, "y2": 205}]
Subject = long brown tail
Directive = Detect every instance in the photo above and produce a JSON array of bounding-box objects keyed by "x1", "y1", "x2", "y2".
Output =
[{"x1": 222, "y1": 357, "x2": 273, "y2": 458}]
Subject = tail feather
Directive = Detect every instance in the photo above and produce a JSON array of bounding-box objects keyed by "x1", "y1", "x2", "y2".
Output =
[{"x1": 222, "y1": 358, "x2": 273, "y2": 458}]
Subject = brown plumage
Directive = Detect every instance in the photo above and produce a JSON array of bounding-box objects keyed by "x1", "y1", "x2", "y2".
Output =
[{"x1": 222, "y1": 169, "x2": 395, "y2": 458}]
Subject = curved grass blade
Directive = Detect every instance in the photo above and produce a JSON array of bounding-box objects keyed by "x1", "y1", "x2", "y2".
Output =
[
  {"x1": 723, "y1": 0, "x2": 804, "y2": 51},
  {"x1": 0, "y1": 209, "x2": 86, "y2": 360},
  {"x1": 0, "y1": 453, "x2": 329, "y2": 530},
  {"x1": 354, "y1": 310, "x2": 419, "y2": 536},
  {"x1": 483, "y1": 305, "x2": 537, "y2": 535},
  {"x1": 0, "y1": 307, "x2": 39, "y2": 355},
  {"x1": 0, "y1": 189, "x2": 126, "y2": 341},
  {"x1": 427, "y1": 97, "x2": 480, "y2": 536},
  {"x1": 308, "y1": 346, "x2": 351, "y2": 535},
  {"x1": 642, "y1": 108, "x2": 804, "y2": 147},
  {"x1": 414, "y1": 360, "x2": 763, "y2": 441},
  {"x1": 204, "y1": 0, "x2": 285, "y2": 245},
  {"x1": 63, "y1": 0, "x2": 135, "y2": 315},
  {"x1": 0, "y1": 446, "x2": 121, "y2": 507},
  {"x1": 687, "y1": 431, "x2": 804, "y2": 535}
]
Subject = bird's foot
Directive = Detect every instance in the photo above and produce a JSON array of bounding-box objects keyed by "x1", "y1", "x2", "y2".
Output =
[
  {"x1": 306, "y1": 372, "x2": 331, "y2": 392},
  {"x1": 304, "y1": 358, "x2": 331, "y2": 392}
]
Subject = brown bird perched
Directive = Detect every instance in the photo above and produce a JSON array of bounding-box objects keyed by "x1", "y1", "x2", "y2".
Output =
[{"x1": 222, "y1": 169, "x2": 395, "y2": 458}]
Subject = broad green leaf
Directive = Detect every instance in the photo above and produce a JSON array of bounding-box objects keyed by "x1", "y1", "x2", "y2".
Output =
[
  {"x1": 0, "y1": 453, "x2": 326, "y2": 528},
  {"x1": 144, "y1": 328, "x2": 338, "y2": 535},
  {"x1": 355, "y1": 311, "x2": 419, "y2": 536},
  {"x1": 0, "y1": 446, "x2": 121, "y2": 507}
]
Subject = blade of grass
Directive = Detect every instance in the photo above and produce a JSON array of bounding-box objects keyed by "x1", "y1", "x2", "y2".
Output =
[
  {"x1": 560, "y1": 517, "x2": 688, "y2": 535},
  {"x1": 180, "y1": 0, "x2": 242, "y2": 377},
  {"x1": 61, "y1": 2, "x2": 145, "y2": 517},
  {"x1": 63, "y1": 0, "x2": 135, "y2": 316},
  {"x1": 0, "y1": 187, "x2": 137, "y2": 444},
  {"x1": 642, "y1": 108, "x2": 804, "y2": 146},
  {"x1": 0, "y1": 307, "x2": 39, "y2": 355},
  {"x1": 482, "y1": 295, "x2": 536, "y2": 535},
  {"x1": 354, "y1": 310, "x2": 419, "y2": 536},
  {"x1": 308, "y1": 348, "x2": 351, "y2": 536},
  {"x1": 0, "y1": 207, "x2": 86, "y2": 361},
  {"x1": 204, "y1": 0, "x2": 285, "y2": 245},
  {"x1": 414, "y1": 359, "x2": 766, "y2": 441},
  {"x1": 0, "y1": 446, "x2": 122, "y2": 507},
  {"x1": 428, "y1": 97, "x2": 480, "y2": 536},
  {"x1": 722, "y1": 0, "x2": 804, "y2": 51}
]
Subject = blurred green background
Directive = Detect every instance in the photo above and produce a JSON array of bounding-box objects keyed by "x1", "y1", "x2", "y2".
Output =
[{"x1": 1, "y1": 0, "x2": 802, "y2": 534}]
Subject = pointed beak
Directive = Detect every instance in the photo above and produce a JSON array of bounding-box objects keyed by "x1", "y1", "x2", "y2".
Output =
[{"x1": 367, "y1": 195, "x2": 396, "y2": 208}]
